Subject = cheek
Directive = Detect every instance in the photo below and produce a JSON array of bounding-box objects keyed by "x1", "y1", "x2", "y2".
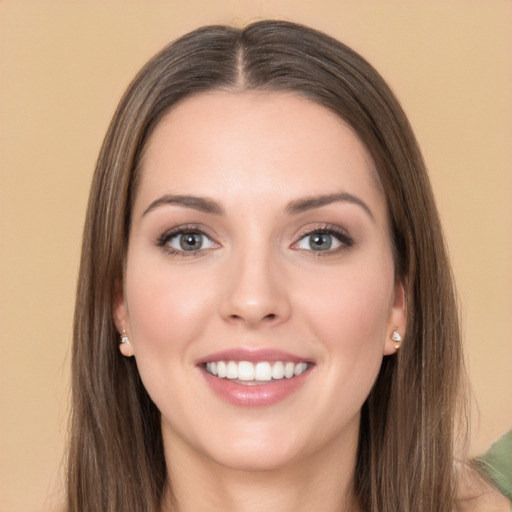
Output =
[
  {"x1": 123, "y1": 255, "x2": 222, "y2": 419},
  {"x1": 124, "y1": 256, "x2": 218, "y2": 361},
  {"x1": 296, "y1": 258, "x2": 394, "y2": 373}
]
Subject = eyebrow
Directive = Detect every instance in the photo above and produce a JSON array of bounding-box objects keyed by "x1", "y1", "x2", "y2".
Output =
[
  {"x1": 142, "y1": 194, "x2": 225, "y2": 217},
  {"x1": 284, "y1": 192, "x2": 374, "y2": 220},
  {"x1": 142, "y1": 191, "x2": 374, "y2": 219}
]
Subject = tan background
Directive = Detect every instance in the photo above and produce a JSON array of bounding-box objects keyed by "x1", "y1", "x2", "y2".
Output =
[{"x1": 0, "y1": 1, "x2": 511, "y2": 510}]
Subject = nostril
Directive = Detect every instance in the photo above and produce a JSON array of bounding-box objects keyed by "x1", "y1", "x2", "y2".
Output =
[{"x1": 228, "y1": 312, "x2": 277, "y2": 323}]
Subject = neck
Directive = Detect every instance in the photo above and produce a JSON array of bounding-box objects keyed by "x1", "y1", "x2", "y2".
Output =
[{"x1": 161, "y1": 423, "x2": 362, "y2": 512}]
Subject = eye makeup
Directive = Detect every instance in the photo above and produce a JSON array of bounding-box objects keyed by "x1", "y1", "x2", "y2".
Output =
[
  {"x1": 291, "y1": 223, "x2": 354, "y2": 257},
  {"x1": 156, "y1": 224, "x2": 219, "y2": 257},
  {"x1": 155, "y1": 220, "x2": 354, "y2": 259}
]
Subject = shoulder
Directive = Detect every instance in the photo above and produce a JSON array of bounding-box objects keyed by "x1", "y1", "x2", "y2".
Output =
[
  {"x1": 456, "y1": 463, "x2": 511, "y2": 512},
  {"x1": 474, "y1": 430, "x2": 512, "y2": 501}
]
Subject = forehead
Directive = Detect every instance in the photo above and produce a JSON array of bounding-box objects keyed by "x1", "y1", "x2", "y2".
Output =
[{"x1": 135, "y1": 91, "x2": 385, "y2": 217}]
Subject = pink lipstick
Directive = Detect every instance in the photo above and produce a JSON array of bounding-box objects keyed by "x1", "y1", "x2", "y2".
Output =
[{"x1": 197, "y1": 348, "x2": 314, "y2": 407}]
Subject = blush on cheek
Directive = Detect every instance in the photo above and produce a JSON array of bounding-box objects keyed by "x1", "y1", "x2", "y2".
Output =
[
  {"x1": 125, "y1": 257, "x2": 220, "y2": 360},
  {"x1": 307, "y1": 268, "x2": 392, "y2": 339}
]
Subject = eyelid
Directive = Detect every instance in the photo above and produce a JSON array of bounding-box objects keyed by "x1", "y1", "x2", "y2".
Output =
[
  {"x1": 156, "y1": 224, "x2": 220, "y2": 256},
  {"x1": 291, "y1": 223, "x2": 354, "y2": 254},
  {"x1": 155, "y1": 222, "x2": 353, "y2": 257}
]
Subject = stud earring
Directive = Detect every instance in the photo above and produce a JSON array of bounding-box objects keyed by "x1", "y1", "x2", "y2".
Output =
[
  {"x1": 391, "y1": 328, "x2": 402, "y2": 350},
  {"x1": 120, "y1": 329, "x2": 130, "y2": 345},
  {"x1": 119, "y1": 329, "x2": 134, "y2": 357}
]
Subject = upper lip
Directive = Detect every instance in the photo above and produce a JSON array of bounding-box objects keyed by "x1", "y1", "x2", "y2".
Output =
[{"x1": 196, "y1": 348, "x2": 312, "y2": 365}]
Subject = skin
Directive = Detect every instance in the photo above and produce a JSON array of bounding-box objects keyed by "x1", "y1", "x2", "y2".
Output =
[{"x1": 115, "y1": 91, "x2": 406, "y2": 512}]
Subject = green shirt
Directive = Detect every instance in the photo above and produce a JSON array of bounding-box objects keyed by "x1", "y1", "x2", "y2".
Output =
[{"x1": 474, "y1": 430, "x2": 512, "y2": 502}]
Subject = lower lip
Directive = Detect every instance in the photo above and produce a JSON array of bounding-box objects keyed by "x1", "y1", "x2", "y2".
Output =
[{"x1": 200, "y1": 368, "x2": 311, "y2": 407}]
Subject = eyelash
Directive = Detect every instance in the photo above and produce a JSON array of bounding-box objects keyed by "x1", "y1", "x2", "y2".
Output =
[
  {"x1": 156, "y1": 223, "x2": 354, "y2": 257},
  {"x1": 156, "y1": 224, "x2": 216, "y2": 257},
  {"x1": 293, "y1": 224, "x2": 354, "y2": 256}
]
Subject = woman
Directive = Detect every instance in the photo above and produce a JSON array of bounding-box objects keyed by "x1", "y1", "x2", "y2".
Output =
[{"x1": 67, "y1": 20, "x2": 510, "y2": 511}]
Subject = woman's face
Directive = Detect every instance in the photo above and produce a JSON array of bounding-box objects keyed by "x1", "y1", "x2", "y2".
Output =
[{"x1": 115, "y1": 91, "x2": 405, "y2": 471}]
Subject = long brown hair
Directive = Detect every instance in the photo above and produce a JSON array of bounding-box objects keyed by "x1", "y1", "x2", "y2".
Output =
[{"x1": 68, "y1": 20, "x2": 465, "y2": 511}]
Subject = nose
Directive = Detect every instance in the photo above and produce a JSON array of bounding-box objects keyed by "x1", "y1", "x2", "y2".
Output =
[{"x1": 219, "y1": 248, "x2": 291, "y2": 328}]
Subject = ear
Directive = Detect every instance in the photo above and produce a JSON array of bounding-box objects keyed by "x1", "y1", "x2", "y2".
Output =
[
  {"x1": 113, "y1": 280, "x2": 134, "y2": 358},
  {"x1": 383, "y1": 278, "x2": 407, "y2": 356}
]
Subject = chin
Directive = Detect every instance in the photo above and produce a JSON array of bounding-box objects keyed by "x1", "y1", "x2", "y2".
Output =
[
  {"x1": 206, "y1": 440, "x2": 306, "y2": 473},
  {"x1": 195, "y1": 415, "x2": 337, "y2": 473}
]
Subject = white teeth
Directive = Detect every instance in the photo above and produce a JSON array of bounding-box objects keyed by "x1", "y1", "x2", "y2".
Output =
[
  {"x1": 226, "y1": 361, "x2": 238, "y2": 379},
  {"x1": 254, "y1": 362, "x2": 272, "y2": 381},
  {"x1": 271, "y1": 361, "x2": 285, "y2": 379},
  {"x1": 284, "y1": 361, "x2": 295, "y2": 379},
  {"x1": 205, "y1": 360, "x2": 310, "y2": 381},
  {"x1": 238, "y1": 361, "x2": 255, "y2": 381},
  {"x1": 294, "y1": 362, "x2": 308, "y2": 376},
  {"x1": 217, "y1": 361, "x2": 227, "y2": 378}
]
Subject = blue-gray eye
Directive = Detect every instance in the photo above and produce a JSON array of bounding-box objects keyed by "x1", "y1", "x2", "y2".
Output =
[
  {"x1": 309, "y1": 233, "x2": 333, "y2": 250},
  {"x1": 295, "y1": 231, "x2": 343, "y2": 252},
  {"x1": 179, "y1": 233, "x2": 203, "y2": 250},
  {"x1": 166, "y1": 231, "x2": 216, "y2": 252}
]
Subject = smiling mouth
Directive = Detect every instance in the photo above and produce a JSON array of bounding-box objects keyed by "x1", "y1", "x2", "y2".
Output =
[{"x1": 203, "y1": 360, "x2": 312, "y2": 384}]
